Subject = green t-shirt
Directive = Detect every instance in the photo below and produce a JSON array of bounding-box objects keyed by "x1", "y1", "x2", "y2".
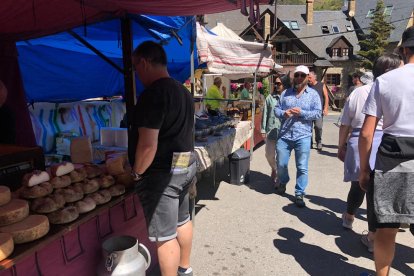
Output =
[
  {"x1": 205, "y1": 85, "x2": 224, "y2": 110},
  {"x1": 240, "y1": 88, "x2": 250, "y2": 100}
]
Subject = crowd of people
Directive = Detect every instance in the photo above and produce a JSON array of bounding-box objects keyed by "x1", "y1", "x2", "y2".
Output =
[{"x1": 127, "y1": 25, "x2": 414, "y2": 276}]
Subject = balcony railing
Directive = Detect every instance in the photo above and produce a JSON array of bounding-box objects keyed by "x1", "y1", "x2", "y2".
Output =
[{"x1": 275, "y1": 53, "x2": 314, "y2": 66}]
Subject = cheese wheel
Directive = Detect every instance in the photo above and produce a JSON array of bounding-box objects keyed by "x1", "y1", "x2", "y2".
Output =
[
  {"x1": 22, "y1": 171, "x2": 50, "y2": 187},
  {"x1": 87, "y1": 190, "x2": 111, "y2": 205},
  {"x1": 74, "y1": 197, "x2": 96, "y2": 214},
  {"x1": 0, "y1": 233, "x2": 14, "y2": 261},
  {"x1": 50, "y1": 175, "x2": 72, "y2": 189},
  {"x1": 98, "y1": 174, "x2": 115, "y2": 189},
  {"x1": 84, "y1": 164, "x2": 103, "y2": 179},
  {"x1": 0, "y1": 199, "x2": 29, "y2": 226},
  {"x1": 20, "y1": 182, "x2": 53, "y2": 199},
  {"x1": 0, "y1": 186, "x2": 11, "y2": 206},
  {"x1": 106, "y1": 157, "x2": 126, "y2": 176},
  {"x1": 69, "y1": 168, "x2": 87, "y2": 183},
  {"x1": 72, "y1": 179, "x2": 99, "y2": 194},
  {"x1": 47, "y1": 206, "x2": 79, "y2": 224},
  {"x1": 108, "y1": 184, "x2": 126, "y2": 197},
  {"x1": 50, "y1": 162, "x2": 75, "y2": 177},
  {"x1": 31, "y1": 194, "x2": 66, "y2": 214},
  {"x1": 0, "y1": 215, "x2": 49, "y2": 244},
  {"x1": 54, "y1": 187, "x2": 83, "y2": 203}
]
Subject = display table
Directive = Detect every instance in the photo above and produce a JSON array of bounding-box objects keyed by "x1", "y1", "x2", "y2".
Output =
[
  {"x1": 0, "y1": 192, "x2": 157, "y2": 275},
  {"x1": 194, "y1": 121, "x2": 252, "y2": 172}
]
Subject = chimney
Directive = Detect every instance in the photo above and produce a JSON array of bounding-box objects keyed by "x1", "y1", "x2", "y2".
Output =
[
  {"x1": 348, "y1": 0, "x2": 356, "y2": 17},
  {"x1": 306, "y1": 0, "x2": 314, "y2": 25}
]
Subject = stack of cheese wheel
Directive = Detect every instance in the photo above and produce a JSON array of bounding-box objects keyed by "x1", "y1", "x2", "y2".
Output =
[
  {"x1": 0, "y1": 185, "x2": 49, "y2": 250},
  {"x1": 44, "y1": 162, "x2": 81, "y2": 224},
  {"x1": 105, "y1": 154, "x2": 134, "y2": 189},
  {"x1": 0, "y1": 186, "x2": 14, "y2": 261}
]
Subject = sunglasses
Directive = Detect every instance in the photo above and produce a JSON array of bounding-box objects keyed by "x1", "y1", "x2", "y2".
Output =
[
  {"x1": 275, "y1": 82, "x2": 283, "y2": 86},
  {"x1": 294, "y1": 73, "x2": 307, "y2": 78}
]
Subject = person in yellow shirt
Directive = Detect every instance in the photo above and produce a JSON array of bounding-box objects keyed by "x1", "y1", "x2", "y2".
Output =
[{"x1": 205, "y1": 77, "x2": 225, "y2": 113}]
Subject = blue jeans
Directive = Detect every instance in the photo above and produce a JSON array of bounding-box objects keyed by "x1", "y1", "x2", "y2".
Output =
[{"x1": 276, "y1": 137, "x2": 311, "y2": 196}]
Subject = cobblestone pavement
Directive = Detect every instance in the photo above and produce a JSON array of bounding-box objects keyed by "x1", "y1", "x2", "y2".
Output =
[{"x1": 192, "y1": 113, "x2": 414, "y2": 276}]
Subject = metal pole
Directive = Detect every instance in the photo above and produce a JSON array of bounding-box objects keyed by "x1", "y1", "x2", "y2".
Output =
[
  {"x1": 250, "y1": 71, "x2": 257, "y2": 158},
  {"x1": 120, "y1": 17, "x2": 136, "y2": 137},
  {"x1": 190, "y1": 50, "x2": 195, "y2": 95}
]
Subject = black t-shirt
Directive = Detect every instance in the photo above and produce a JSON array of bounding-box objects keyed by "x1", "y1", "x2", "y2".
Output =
[
  {"x1": 0, "y1": 106, "x2": 16, "y2": 144},
  {"x1": 128, "y1": 78, "x2": 194, "y2": 172}
]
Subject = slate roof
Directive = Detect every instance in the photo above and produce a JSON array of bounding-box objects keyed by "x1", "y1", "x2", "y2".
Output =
[
  {"x1": 205, "y1": 9, "x2": 252, "y2": 34},
  {"x1": 273, "y1": 5, "x2": 360, "y2": 60},
  {"x1": 348, "y1": 0, "x2": 414, "y2": 43},
  {"x1": 205, "y1": 4, "x2": 360, "y2": 61}
]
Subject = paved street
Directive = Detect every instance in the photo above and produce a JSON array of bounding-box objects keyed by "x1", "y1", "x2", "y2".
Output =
[{"x1": 192, "y1": 113, "x2": 414, "y2": 276}]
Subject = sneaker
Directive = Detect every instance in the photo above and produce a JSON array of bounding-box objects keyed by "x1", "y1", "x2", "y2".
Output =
[
  {"x1": 177, "y1": 266, "x2": 193, "y2": 276},
  {"x1": 275, "y1": 184, "x2": 286, "y2": 195},
  {"x1": 342, "y1": 213, "x2": 354, "y2": 229},
  {"x1": 295, "y1": 194, "x2": 306, "y2": 208},
  {"x1": 317, "y1": 143, "x2": 323, "y2": 151},
  {"x1": 361, "y1": 232, "x2": 374, "y2": 253}
]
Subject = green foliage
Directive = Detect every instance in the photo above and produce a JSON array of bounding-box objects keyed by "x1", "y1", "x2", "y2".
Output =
[
  {"x1": 277, "y1": 0, "x2": 343, "y2": 10},
  {"x1": 278, "y1": 0, "x2": 304, "y2": 4},
  {"x1": 357, "y1": 0, "x2": 394, "y2": 70}
]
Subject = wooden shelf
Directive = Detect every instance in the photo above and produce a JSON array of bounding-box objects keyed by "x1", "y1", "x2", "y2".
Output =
[{"x1": 0, "y1": 190, "x2": 133, "y2": 270}]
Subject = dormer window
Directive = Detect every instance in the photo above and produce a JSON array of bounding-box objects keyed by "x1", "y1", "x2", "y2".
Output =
[
  {"x1": 283, "y1": 21, "x2": 299, "y2": 30},
  {"x1": 384, "y1": 5, "x2": 393, "y2": 16},
  {"x1": 321, "y1": 26, "x2": 330, "y2": 34},
  {"x1": 332, "y1": 48, "x2": 339, "y2": 57},
  {"x1": 290, "y1": 21, "x2": 299, "y2": 30},
  {"x1": 366, "y1": 9, "x2": 375, "y2": 18},
  {"x1": 283, "y1": 21, "x2": 291, "y2": 28},
  {"x1": 332, "y1": 25, "x2": 340, "y2": 33},
  {"x1": 342, "y1": 48, "x2": 349, "y2": 56}
]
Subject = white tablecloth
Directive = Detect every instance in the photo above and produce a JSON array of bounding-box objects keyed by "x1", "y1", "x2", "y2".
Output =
[{"x1": 194, "y1": 121, "x2": 252, "y2": 172}]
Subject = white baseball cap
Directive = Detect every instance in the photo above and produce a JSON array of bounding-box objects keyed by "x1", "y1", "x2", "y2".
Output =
[
  {"x1": 360, "y1": 71, "x2": 374, "y2": 85},
  {"x1": 294, "y1": 65, "x2": 310, "y2": 75}
]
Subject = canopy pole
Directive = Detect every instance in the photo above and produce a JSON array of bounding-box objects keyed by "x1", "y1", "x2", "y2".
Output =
[
  {"x1": 190, "y1": 46, "x2": 195, "y2": 95},
  {"x1": 121, "y1": 17, "x2": 136, "y2": 136},
  {"x1": 250, "y1": 71, "x2": 257, "y2": 159}
]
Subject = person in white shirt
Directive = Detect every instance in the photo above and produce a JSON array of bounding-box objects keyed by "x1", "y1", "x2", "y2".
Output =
[
  {"x1": 359, "y1": 26, "x2": 414, "y2": 276},
  {"x1": 337, "y1": 54, "x2": 401, "y2": 254}
]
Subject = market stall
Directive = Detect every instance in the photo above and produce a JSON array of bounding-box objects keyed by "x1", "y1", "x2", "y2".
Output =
[
  {"x1": 0, "y1": 1, "x2": 272, "y2": 274},
  {"x1": 196, "y1": 22, "x2": 276, "y2": 153}
]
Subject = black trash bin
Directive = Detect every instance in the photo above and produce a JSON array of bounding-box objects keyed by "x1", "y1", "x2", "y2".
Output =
[{"x1": 229, "y1": 148, "x2": 250, "y2": 185}]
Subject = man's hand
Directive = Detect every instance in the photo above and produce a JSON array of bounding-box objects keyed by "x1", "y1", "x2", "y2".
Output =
[
  {"x1": 359, "y1": 171, "x2": 371, "y2": 192},
  {"x1": 290, "y1": 107, "x2": 301, "y2": 116},
  {"x1": 284, "y1": 109, "x2": 293, "y2": 118},
  {"x1": 323, "y1": 109, "x2": 329, "y2": 116},
  {"x1": 337, "y1": 145, "x2": 346, "y2": 162}
]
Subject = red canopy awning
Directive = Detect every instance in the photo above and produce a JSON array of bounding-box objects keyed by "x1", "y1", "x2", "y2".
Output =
[{"x1": 0, "y1": 0, "x2": 270, "y2": 41}]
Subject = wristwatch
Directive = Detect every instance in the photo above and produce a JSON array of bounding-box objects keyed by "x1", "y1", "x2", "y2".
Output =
[{"x1": 131, "y1": 171, "x2": 144, "y2": 182}]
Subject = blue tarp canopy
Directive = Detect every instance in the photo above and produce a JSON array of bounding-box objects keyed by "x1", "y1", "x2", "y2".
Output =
[{"x1": 17, "y1": 15, "x2": 196, "y2": 103}]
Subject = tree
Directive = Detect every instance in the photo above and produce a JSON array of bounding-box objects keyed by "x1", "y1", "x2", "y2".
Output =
[{"x1": 357, "y1": 0, "x2": 394, "y2": 70}]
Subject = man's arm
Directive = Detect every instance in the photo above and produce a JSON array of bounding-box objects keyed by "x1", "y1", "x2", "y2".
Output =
[
  {"x1": 322, "y1": 84, "x2": 329, "y2": 116},
  {"x1": 337, "y1": 124, "x2": 351, "y2": 162},
  {"x1": 358, "y1": 115, "x2": 380, "y2": 191},
  {"x1": 133, "y1": 127, "x2": 159, "y2": 174}
]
